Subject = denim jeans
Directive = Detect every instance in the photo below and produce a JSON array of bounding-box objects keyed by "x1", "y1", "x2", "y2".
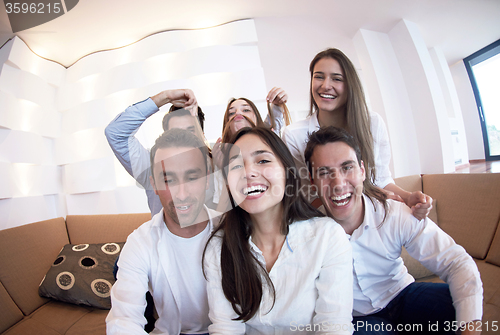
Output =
[{"x1": 353, "y1": 282, "x2": 455, "y2": 334}]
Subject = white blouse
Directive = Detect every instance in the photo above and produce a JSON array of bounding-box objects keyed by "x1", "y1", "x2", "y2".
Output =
[{"x1": 204, "y1": 217, "x2": 353, "y2": 335}]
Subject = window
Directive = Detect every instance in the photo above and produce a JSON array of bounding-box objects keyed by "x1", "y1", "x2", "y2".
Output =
[{"x1": 464, "y1": 39, "x2": 500, "y2": 161}]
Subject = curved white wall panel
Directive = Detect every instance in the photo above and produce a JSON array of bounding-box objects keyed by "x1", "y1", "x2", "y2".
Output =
[
  {"x1": 0, "y1": 64, "x2": 56, "y2": 108},
  {"x1": 63, "y1": 156, "x2": 116, "y2": 194},
  {"x1": 0, "y1": 91, "x2": 60, "y2": 138},
  {"x1": 0, "y1": 162, "x2": 13, "y2": 199},
  {"x1": 65, "y1": 186, "x2": 149, "y2": 215},
  {"x1": 10, "y1": 164, "x2": 61, "y2": 197},
  {"x1": 0, "y1": 195, "x2": 66, "y2": 230},
  {"x1": 0, "y1": 129, "x2": 53, "y2": 165},
  {"x1": 7, "y1": 38, "x2": 65, "y2": 87},
  {"x1": 66, "y1": 19, "x2": 258, "y2": 83},
  {"x1": 55, "y1": 128, "x2": 112, "y2": 165},
  {"x1": 0, "y1": 19, "x2": 266, "y2": 229}
]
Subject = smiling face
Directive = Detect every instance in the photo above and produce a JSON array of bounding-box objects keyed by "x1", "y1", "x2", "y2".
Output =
[
  {"x1": 227, "y1": 99, "x2": 258, "y2": 134},
  {"x1": 226, "y1": 134, "x2": 286, "y2": 216},
  {"x1": 311, "y1": 57, "x2": 347, "y2": 115},
  {"x1": 150, "y1": 146, "x2": 208, "y2": 229},
  {"x1": 310, "y1": 141, "x2": 365, "y2": 229}
]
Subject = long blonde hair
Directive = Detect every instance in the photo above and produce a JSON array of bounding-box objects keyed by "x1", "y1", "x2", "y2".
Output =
[{"x1": 309, "y1": 48, "x2": 376, "y2": 183}]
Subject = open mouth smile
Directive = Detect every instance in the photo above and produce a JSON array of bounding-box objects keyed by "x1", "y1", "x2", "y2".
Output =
[
  {"x1": 175, "y1": 204, "x2": 192, "y2": 212},
  {"x1": 243, "y1": 185, "x2": 268, "y2": 196},
  {"x1": 329, "y1": 192, "x2": 352, "y2": 206},
  {"x1": 319, "y1": 93, "x2": 337, "y2": 99}
]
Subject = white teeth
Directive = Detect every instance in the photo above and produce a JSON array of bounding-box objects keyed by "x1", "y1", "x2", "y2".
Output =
[
  {"x1": 333, "y1": 200, "x2": 349, "y2": 206},
  {"x1": 331, "y1": 193, "x2": 351, "y2": 201},
  {"x1": 177, "y1": 206, "x2": 189, "y2": 210},
  {"x1": 243, "y1": 185, "x2": 268, "y2": 196},
  {"x1": 320, "y1": 93, "x2": 336, "y2": 99}
]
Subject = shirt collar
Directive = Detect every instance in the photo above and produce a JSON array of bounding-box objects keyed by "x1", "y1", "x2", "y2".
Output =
[{"x1": 309, "y1": 112, "x2": 320, "y2": 133}]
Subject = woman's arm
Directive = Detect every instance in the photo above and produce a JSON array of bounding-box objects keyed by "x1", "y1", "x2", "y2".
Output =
[{"x1": 383, "y1": 183, "x2": 433, "y2": 220}]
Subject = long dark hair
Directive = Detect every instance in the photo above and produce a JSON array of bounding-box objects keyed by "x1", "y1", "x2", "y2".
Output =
[
  {"x1": 309, "y1": 48, "x2": 376, "y2": 184},
  {"x1": 203, "y1": 126, "x2": 323, "y2": 322}
]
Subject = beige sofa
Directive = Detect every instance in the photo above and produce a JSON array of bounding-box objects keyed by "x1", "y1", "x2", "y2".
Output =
[
  {"x1": 0, "y1": 173, "x2": 499, "y2": 334},
  {"x1": 0, "y1": 214, "x2": 150, "y2": 335}
]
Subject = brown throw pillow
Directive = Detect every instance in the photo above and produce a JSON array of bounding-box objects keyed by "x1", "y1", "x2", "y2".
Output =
[{"x1": 39, "y1": 242, "x2": 123, "y2": 309}]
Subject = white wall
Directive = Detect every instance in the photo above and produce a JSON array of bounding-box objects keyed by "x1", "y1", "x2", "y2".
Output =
[
  {"x1": 0, "y1": 19, "x2": 269, "y2": 230},
  {"x1": 256, "y1": 17, "x2": 469, "y2": 178},
  {"x1": 0, "y1": 16, "x2": 482, "y2": 229}
]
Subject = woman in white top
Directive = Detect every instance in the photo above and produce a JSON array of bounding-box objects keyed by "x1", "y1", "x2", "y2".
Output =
[
  {"x1": 282, "y1": 48, "x2": 432, "y2": 220},
  {"x1": 203, "y1": 126, "x2": 353, "y2": 334}
]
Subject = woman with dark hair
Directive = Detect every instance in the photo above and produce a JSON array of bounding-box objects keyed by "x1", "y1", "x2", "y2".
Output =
[
  {"x1": 203, "y1": 127, "x2": 353, "y2": 334},
  {"x1": 282, "y1": 48, "x2": 432, "y2": 220},
  {"x1": 212, "y1": 89, "x2": 291, "y2": 210}
]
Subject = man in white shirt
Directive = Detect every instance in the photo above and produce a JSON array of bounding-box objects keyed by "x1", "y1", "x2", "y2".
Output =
[
  {"x1": 106, "y1": 128, "x2": 219, "y2": 335},
  {"x1": 304, "y1": 126, "x2": 483, "y2": 335}
]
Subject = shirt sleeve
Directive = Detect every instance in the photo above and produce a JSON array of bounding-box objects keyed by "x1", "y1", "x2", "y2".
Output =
[
  {"x1": 370, "y1": 113, "x2": 394, "y2": 189},
  {"x1": 104, "y1": 98, "x2": 159, "y2": 189},
  {"x1": 204, "y1": 237, "x2": 247, "y2": 335},
  {"x1": 106, "y1": 233, "x2": 150, "y2": 334},
  {"x1": 313, "y1": 222, "x2": 354, "y2": 334},
  {"x1": 402, "y1": 210, "x2": 483, "y2": 326}
]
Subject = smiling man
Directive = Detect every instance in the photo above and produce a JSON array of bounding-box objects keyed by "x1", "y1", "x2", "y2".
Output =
[
  {"x1": 106, "y1": 128, "x2": 219, "y2": 335},
  {"x1": 304, "y1": 126, "x2": 483, "y2": 335},
  {"x1": 105, "y1": 88, "x2": 207, "y2": 217}
]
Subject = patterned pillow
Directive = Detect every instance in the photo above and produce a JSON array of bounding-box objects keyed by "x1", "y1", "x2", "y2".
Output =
[{"x1": 39, "y1": 242, "x2": 123, "y2": 309}]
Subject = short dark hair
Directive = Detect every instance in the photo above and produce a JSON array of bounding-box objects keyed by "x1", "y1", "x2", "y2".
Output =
[
  {"x1": 163, "y1": 106, "x2": 205, "y2": 131},
  {"x1": 150, "y1": 128, "x2": 209, "y2": 179},
  {"x1": 304, "y1": 126, "x2": 388, "y2": 221},
  {"x1": 304, "y1": 126, "x2": 362, "y2": 178}
]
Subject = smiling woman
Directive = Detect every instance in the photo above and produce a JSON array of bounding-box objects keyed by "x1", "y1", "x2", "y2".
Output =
[{"x1": 203, "y1": 126, "x2": 353, "y2": 334}]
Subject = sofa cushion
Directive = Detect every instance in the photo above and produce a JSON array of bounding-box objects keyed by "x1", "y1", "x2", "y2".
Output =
[
  {"x1": 394, "y1": 174, "x2": 438, "y2": 224},
  {"x1": 65, "y1": 309, "x2": 108, "y2": 335},
  {"x1": 66, "y1": 214, "x2": 150, "y2": 244},
  {"x1": 400, "y1": 246, "x2": 435, "y2": 279},
  {"x1": 485, "y1": 221, "x2": 500, "y2": 267},
  {"x1": 0, "y1": 281, "x2": 23, "y2": 333},
  {"x1": 2, "y1": 318, "x2": 61, "y2": 335},
  {"x1": 0, "y1": 217, "x2": 69, "y2": 316},
  {"x1": 422, "y1": 174, "x2": 500, "y2": 259},
  {"x1": 39, "y1": 243, "x2": 123, "y2": 309},
  {"x1": 475, "y1": 260, "x2": 500, "y2": 332}
]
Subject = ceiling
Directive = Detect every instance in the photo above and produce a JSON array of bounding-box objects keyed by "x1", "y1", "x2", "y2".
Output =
[{"x1": 0, "y1": 0, "x2": 499, "y2": 68}]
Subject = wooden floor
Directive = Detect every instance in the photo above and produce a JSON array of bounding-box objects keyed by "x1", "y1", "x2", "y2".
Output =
[{"x1": 453, "y1": 160, "x2": 500, "y2": 174}]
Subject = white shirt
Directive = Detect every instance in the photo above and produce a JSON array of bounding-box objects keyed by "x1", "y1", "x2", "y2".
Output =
[
  {"x1": 164, "y1": 221, "x2": 211, "y2": 334},
  {"x1": 106, "y1": 206, "x2": 220, "y2": 335},
  {"x1": 204, "y1": 217, "x2": 354, "y2": 335},
  {"x1": 281, "y1": 112, "x2": 394, "y2": 192},
  {"x1": 351, "y1": 195, "x2": 483, "y2": 326}
]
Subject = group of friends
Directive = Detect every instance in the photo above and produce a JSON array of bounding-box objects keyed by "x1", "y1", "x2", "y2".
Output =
[{"x1": 104, "y1": 48, "x2": 483, "y2": 334}]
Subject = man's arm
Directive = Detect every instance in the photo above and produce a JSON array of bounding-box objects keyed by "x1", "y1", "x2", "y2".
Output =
[
  {"x1": 106, "y1": 234, "x2": 150, "y2": 334},
  {"x1": 403, "y1": 210, "x2": 483, "y2": 330},
  {"x1": 104, "y1": 89, "x2": 198, "y2": 189}
]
